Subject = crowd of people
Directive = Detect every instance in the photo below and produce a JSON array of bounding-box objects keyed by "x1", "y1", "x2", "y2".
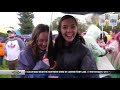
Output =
[{"x1": 0, "y1": 14, "x2": 120, "y2": 78}]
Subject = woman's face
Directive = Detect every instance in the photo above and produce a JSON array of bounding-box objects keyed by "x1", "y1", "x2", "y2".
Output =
[
  {"x1": 38, "y1": 32, "x2": 48, "y2": 50},
  {"x1": 110, "y1": 31, "x2": 112, "y2": 36},
  {"x1": 110, "y1": 31, "x2": 115, "y2": 38},
  {"x1": 61, "y1": 18, "x2": 78, "y2": 43}
]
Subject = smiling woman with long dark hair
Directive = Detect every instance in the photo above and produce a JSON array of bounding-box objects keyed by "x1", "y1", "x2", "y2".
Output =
[{"x1": 53, "y1": 15, "x2": 99, "y2": 78}]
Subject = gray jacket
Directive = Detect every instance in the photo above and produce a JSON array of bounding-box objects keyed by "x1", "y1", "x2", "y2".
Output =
[{"x1": 17, "y1": 47, "x2": 50, "y2": 78}]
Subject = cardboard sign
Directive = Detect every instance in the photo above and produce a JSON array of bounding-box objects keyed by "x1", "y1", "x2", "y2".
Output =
[
  {"x1": 109, "y1": 14, "x2": 118, "y2": 26},
  {"x1": 99, "y1": 15, "x2": 105, "y2": 26}
]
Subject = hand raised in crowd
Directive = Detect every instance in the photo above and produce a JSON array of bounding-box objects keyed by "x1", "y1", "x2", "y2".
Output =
[
  {"x1": 105, "y1": 45, "x2": 114, "y2": 54},
  {"x1": 98, "y1": 40, "x2": 106, "y2": 48}
]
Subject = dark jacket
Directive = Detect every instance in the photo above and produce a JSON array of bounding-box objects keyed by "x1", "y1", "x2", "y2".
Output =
[{"x1": 54, "y1": 39, "x2": 99, "y2": 78}]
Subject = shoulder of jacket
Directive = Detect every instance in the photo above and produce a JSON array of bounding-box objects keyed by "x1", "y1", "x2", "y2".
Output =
[
  {"x1": 76, "y1": 40, "x2": 87, "y2": 48},
  {"x1": 15, "y1": 37, "x2": 22, "y2": 41},
  {"x1": 82, "y1": 43, "x2": 89, "y2": 49}
]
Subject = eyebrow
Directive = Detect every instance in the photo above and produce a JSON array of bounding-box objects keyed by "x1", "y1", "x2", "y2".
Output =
[
  {"x1": 71, "y1": 24, "x2": 76, "y2": 26},
  {"x1": 62, "y1": 25, "x2": 68, "y2": 27},
  {"x1": 63, "y1": 24, "x2": 76, "y2": 26}
]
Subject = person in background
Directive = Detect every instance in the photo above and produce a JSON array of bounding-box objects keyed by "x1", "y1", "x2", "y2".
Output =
[
  {"x1": 84, "y1": 25, "x2": 107, "y2": 63},
  {"x1": 98, "y1": 32, "x2": 107, "y2": 44},
  {"x1": 0, "y1": 38, "x2": 5, "y2": 67},
  {"x1": 0, "y1": 36, "x2": 8, "y2": 67},
  {"x1": 84, "y1": 25, "x2": 114, "y2": 78},
  {"x1": 106, "y1": 29, "x2": 119, "y2": 46},
  {"x1": 4, "y1": 30, "x2": 25, "y2": 78},
  {"x1": 97, "y1": 32, "x2": 107, "y2": 48},
  {"x1": 105, "y1": 32, "x2": 120, "y2": 69},
  {"x1": 105, "y1": 32, "x2": 120, "y2": 78}
]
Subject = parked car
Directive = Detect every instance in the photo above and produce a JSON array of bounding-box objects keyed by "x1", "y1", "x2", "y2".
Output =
[
  {"x1": 0, "y1": 36, "x2": 4, "y2": 41},
  {"x1": 22, "y1": 34, "x2": 32, "y2": 42},
  {"x1": 52, "y1": 30, "x2": 58, "y2": 40}
]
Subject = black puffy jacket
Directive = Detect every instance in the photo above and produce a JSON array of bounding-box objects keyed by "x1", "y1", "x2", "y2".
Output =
[
  {"x1": 54, "y1": 40, "x2": 99, "y2": 78},
  {"x1": 55, "y1": 40, "x2": 97, "y2": 70}
]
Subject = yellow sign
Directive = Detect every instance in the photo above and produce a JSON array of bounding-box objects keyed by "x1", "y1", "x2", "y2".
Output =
[{"x1": 106, "y1": 35, "x2": 111, "y2": 40}]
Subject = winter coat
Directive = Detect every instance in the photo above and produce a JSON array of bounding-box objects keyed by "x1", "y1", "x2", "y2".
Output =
[
  {"x1": 17, "y1": 47, "x2": 53, "y2": 78},
  {"x1": 54, "y1": 39, "x2": 99, "y2": 78}
]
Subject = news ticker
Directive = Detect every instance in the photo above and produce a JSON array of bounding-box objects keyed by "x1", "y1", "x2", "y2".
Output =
[{"x1": 0, "y1": 70, "x2": 120, "y2": 75}]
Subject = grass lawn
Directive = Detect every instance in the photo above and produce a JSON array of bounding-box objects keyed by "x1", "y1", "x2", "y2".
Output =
[{"x1": 0, "y1": 59, "x2": 11, "y2": 78}]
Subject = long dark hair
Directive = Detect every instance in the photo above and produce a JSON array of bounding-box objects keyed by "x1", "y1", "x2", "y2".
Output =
[
  {"x1": 111, "y1": 29, "x2": 120, "y2": 34},
  {"x1": 53, "y1": 15, "x2": 85, "y2": 60},
  {"x1": 27, "y1": 24, "x2": 53, "y2": 62}
]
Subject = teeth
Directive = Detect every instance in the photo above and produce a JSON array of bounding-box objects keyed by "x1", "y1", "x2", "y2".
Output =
[{"x1": 66, "y1": 35, "x2": 72, "y2": 37}]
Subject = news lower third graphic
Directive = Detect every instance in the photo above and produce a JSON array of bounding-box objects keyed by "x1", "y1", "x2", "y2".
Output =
[
  {"x1": 0, "y1": 70, "x2": 120, "y2": 75},
  {"x1": 25, "y1": 70, "x2": 120, "y2": 74},
  {"x1": 0, "y1": 70, "x2": 25, "y2": 75}
]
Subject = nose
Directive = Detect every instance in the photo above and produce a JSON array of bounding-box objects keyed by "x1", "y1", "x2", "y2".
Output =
[
  {"x1": 42, "y1": 41, "x2": 47, "y2": 46},
  {"x1": 66, "y1": 28, "x2": 72, "y2": 33}
]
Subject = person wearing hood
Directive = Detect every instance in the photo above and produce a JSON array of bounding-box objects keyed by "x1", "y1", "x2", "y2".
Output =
[
  {"x1": 83, "y1": 25, "x2": 115, "y2": 78},
  {"x1": 83, "y1": 25, "x2": 107, "y2": 63}
]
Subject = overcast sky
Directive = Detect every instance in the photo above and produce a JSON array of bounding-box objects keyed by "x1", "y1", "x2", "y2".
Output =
[{"x1": 0, "y1": 12, "x2": 89, "y2": 30}]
